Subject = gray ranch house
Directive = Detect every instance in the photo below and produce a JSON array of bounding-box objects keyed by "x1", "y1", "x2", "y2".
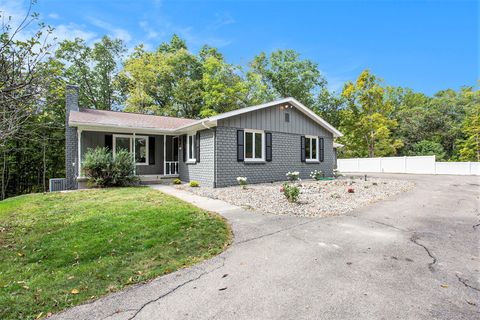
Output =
[{"x1": 65, "y1": 85, "x2": 343, "y2": 189}]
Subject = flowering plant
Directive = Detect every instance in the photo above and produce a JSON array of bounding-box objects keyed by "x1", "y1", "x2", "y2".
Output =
[
  {"x1": 236, "y1": 176, "x2": 248, "y2": 189},
  {"x1": 310, "y1": 170, "x2": 323, "y2": 180},
  {"x1": 286, "y1": 171, "x2": 300, "y2": 181}
]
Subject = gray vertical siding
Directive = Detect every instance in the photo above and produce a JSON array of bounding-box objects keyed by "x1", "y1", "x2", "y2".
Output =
[
  {"x1": 179, "y1": 129, "x2": 215, "y2": 187},
  {"x1": 218, "y1": 102, "x2": 329, "y2": 136},
  {"x1": 81, "y1": 131, "x2": 165, "y2": 175}
]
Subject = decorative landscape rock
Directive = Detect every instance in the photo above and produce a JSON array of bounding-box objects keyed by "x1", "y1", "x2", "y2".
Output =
[{"x1": 179, "y1": 177, "x2": 414, "y2": 217}]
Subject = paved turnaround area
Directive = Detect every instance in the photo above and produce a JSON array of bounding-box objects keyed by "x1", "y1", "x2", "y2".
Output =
[{"x1": 53, "y1": 174, "x2": 480, "y2": 320}]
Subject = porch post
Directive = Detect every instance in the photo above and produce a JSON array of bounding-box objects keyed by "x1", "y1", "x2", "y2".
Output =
[
  {"x1": 77, "y1": 128, "x2": 82, "y2": 178},
  {"x1": 163, "y1": 135, "x2": 166, "y2": 175},
  {"x1": 133, "y1": 132, "x2": 136, "y2": 175}
]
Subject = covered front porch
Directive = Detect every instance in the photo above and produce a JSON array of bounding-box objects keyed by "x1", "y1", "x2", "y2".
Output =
[{"x1": 77, "y1": 128, "x2": 180, "y2": 183}]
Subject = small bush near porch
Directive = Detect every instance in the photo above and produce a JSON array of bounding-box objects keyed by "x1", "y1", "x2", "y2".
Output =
[{"x1": 0, "y1": 188, "x2": 231, "y2": 319}]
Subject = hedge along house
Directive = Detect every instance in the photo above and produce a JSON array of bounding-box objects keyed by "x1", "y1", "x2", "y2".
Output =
[{"x1": 65, "y1": 85, "x2": 343, "y2": 189}]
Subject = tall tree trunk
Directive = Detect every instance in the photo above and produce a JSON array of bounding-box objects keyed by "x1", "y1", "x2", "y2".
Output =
[{"x1": 43, "y1": 132, "x2": 47, "y2": 193}]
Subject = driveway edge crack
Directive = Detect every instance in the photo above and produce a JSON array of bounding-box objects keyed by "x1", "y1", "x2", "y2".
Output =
[
  {"x1": 410, "y1": 233, "x2": 437, "y2": 272},
  {"x1": 456, "y1": 274, "x2": 480, "y2": 292},
  {"x1": 126, "y1": 256, "x2": 226, "y2": 320}
]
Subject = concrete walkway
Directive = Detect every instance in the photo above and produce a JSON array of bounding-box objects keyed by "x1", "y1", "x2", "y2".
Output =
[{"x1": 52, "y1": 175, "x2": 480, "y2": 320}]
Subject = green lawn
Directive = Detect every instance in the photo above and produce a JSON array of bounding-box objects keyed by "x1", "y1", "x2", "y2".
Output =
[{"x1": 0, "y1": 187, "x2": 231, "y2": 319}]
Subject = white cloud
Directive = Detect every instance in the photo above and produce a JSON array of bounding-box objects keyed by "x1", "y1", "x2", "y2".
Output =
[
  {"x1": 139, "y1": 21, "x2": 160, "y2": 40},
  {"x1": 53, "y1": 23, "x2": 97, "y2": 43},
  {"x1": 48, "y1": 13, "x2": 59, "y2": 19},
  {"x1": 87, "y1": 17, "x2": 132, "y2": 43}
]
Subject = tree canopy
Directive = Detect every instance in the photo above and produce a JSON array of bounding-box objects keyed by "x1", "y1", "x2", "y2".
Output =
[{"x1": 0, "y1": 5, "x2": 478, "y2": 199}]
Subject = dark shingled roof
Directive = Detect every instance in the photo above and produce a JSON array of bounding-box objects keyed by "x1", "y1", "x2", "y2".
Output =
[{"x1": 69, "y1": 108, "x2": 197, "y2": 130}]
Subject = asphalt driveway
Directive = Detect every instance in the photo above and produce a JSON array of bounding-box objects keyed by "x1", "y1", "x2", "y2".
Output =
[{"x1": 53, "y1": 174, "x2": 480, "y2": 320}]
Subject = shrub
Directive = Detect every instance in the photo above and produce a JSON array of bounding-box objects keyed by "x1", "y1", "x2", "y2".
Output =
[
  {"x1": 333, "y1": 169, "x2": 342, "y2": 178},
  {"x1": 172, "y1": 178, "x2": 182, "y2": 185},
  {"x1": 310, "y1": 170, "x2": 323, "y2": 180},
  {"x1": 189, "y1": 180, "x2": 199, "y2": 187},
  {"x1": 286, "y1": 171, "x2": 300, "y2": 181},
  {"x1": 282, "y1": 182, "x2": 300, "y2": 202},
  {"x1": 83, "y1": 147, "x2": 137, "y2": 187},
  {"x1": 236, "y1": 176, "x2": 248, "y2": 189}
]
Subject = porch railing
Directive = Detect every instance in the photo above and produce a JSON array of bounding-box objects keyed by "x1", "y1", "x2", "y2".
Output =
[{"x1": 165, "y1": 161, "x2": 179, "y2": 175}]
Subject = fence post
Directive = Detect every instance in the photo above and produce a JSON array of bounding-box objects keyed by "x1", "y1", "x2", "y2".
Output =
[{"x1": 404, "y1": 156, "x2": 407, "y2": 173}]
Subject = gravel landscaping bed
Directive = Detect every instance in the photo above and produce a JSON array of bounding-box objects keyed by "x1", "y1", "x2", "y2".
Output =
[{"x1": 178, "y1": 176, "x2": 415, "y2": 217}]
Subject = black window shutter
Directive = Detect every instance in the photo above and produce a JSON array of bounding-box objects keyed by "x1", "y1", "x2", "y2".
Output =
[
  {"x1": 105, "y1": 134, "x2": 113, "y2": 151},
  {"x1": 195, "y1": 132, "x2": 200, "y2": 163},
  {"x1": 300, "y1": 136, "x2": 306, "y2": 162},
  {"x1": 149, "y1": 136, "x2": 155, "y2": 165},
  {"x1": 319, "y1": 137, "x2": 324, "y2": 162},
  {"x1": 182, "y1": 135, "x2": 186, "y2": 162},
  {"x1": 237, "y1": 130, "x2": 244, "y2": 162},
  {"x1": 265, "y1": 132, "x2": 272, "y2": 162}
]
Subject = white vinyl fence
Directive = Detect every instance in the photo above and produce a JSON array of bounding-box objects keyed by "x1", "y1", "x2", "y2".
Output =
[{"x1": 337, "y1": 156, "x2": 480, "y2": 176}]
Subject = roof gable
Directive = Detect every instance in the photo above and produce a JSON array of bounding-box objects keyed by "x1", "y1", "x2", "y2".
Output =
[{"x1": 177, "y1": 97, "x2": 343, "y2": 137}]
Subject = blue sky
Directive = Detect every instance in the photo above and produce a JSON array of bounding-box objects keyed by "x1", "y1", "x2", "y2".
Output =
[{"x1": 3, "y1": 0, "x2": 478, "y2": 95}]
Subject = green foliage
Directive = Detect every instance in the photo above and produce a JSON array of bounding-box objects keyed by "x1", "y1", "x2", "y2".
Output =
[
  {"x1": 282, "y1": 182, "x2": 300, "y2": 203},
  {"x1": 339, "y1": 70, "x2": 403, "y2": 158},
  {"x1": 189, "y1": 180, "x2": 200, "y2": 187},
  {"x1": 0, "y1": 187, "x2": 230, "y2": 319},
  {"x1": 82, "y1": 147, "x2": 137, "y2": 187},
  {"x1": 248, "y1": 50, "x2": 325, "y2": 106},
  {"x1": 172, "y1": 178, "x2": 182, "y2": 185},
  {"x1": 407, "y1": 140, "x2": 446, "y2": 160},
  {"x1": 457, "y1": 88, "x2": 480, "y2": 161},
  {"x1": 55, "y1": 36, "x2": 126, "y2": 110}
]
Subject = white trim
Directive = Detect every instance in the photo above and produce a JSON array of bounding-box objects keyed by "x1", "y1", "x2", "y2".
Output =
[
  {"x1": 305, "y1": 135, "x2": 319, "y2": 162},
  {"x1": 186, "y1": 132, "x2": 197, "y2": 162},
  {"x1": 77, "y1": 128, "x2": 82, "y2": 177},
  {"x1": 163, "y1": 135, "x2": 166, "y2": 174},
  {"x1": 112, "y1": 134, "x2": 149, "y2": 165},
  {"x1": 244, "y1": 129, "x2": 265, "y2": 161}
]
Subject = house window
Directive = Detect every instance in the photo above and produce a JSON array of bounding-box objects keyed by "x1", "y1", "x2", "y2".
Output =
[
  {"x1": 305, "y1": 136, "x2": 318, "y2": 162},
  {"x1": 113, "y1": 134, "x2": 149, "y2": 165},
  {"x1": 244, "y1": 129, "x2": 264, "y2": 161},
  {"x1": 285, "y1": 113, "x2": 290, "y2": 122},
  {"x1": 134, "y1": 137, "x2": 147, "y2": 164},
  {"x1": 186, "y1": 133, "x2": 196, "y2": 162}
]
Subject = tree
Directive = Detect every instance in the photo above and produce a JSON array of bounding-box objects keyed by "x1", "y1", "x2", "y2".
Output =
[
  {"x1": 120, "y1": 39, "x2": 203, "y2": 117},
  {"x1": 200, "y1": 55, "x2": 248, "y2": 117},
  {"x1": 0, "y1": 1, "x2": 53, "y2": 146},
  {"x1": 314, "y1": 88, "x2": 344, "y2": 128},
  {"x1": 120, "y1": 35, "x2": 250, "y2": 118},
  {"x1": 247, "y1": 50, "x2": 325, "y2": 106},
  {"x1": 339, "y1": 70, "x2": 402, "y2": 157},
  {"x1": 407, "y1": 140, "x2": 446, "y2": 160},
  {"x1": 458, "y1": 86, "x2": 480, "y2": 161},
  {"x1": 55, "y1": 36, "x2": 126, "y2": 110}
]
